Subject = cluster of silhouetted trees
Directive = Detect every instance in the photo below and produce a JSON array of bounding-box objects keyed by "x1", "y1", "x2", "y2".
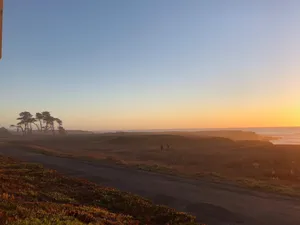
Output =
[{"x1": 10, "y1": 111, "x2": 66, "y2": 136}]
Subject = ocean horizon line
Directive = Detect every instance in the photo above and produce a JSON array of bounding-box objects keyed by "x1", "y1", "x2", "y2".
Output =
[{"x1": 91, "y1": 126, "x2": 300, "y2": 133}]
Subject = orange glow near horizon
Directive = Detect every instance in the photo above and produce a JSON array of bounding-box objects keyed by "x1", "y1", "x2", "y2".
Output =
[{"x1": 61, "y1": 104, "x2": 300, "y2": 130}]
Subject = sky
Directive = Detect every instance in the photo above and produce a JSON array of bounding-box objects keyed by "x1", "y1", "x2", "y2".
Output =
[{"x1": 1, "y1": 0, "x2": 300, "y2": 130}]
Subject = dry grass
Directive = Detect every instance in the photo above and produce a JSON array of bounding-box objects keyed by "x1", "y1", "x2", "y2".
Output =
[{"x1": 3, "y1": 132, "x2": 300, "y2": 196}]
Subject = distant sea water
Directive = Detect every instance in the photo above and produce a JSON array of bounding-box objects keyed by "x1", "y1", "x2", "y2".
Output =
[
  {"x1": 207, "y1": 127, "x2": 300, "y2": 145},
  {"x1": 97, "y1": 127, "x2": 300, "y2": 145},
  {"x1": 242, "y1": 127, "x2": 300, "y2": 145}
]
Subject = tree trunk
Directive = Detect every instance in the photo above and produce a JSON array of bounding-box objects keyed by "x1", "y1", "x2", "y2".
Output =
[
  {"x1": 44, "y1": 122, "x2": 49, "y2": 133},
  {"x1": 39, "y1": 120, "x2": 43, "y2": 132},
  {"x1": 19, "y1": 126, "x2": 25, "y2": 136},
  {"x1": 29, "y1": 123, "x2": 33, "y2": 134},
  {"x1": 51, "y1": 124, "x2": 55, "y2": 136},
  {"x1": 24, "y1": 123, "x2": 27, "y2": 135}
]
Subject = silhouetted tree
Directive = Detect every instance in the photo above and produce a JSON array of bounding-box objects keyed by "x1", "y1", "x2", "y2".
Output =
[
  {"x1": 55, "y1": 118, "x2": 62, "y2": 126},
  {"x1": 10, "y1": 124, "x2": 24, "y2": 135},
  {"x1": 49, "y1": 116, "x2": 56, "y2": 135},
  {"x1": 58, "y1": 126, "x2": 67, "y2": 135},
  {"x1": 35, "y1": 112, "x2": 43, "y2": 131},
  {"x1": 28, "y1": 117, "x2": 40, "y2": 134},
  {"x1": 17, "y1": 111, "x2": 33, "y2": 135},
  {"x1": 41, "y1": 111, "x2": 51, "y2": 132},
  {"x1": 11, "y1": 111, "x2": 64, "y2": 136},
  {"x1": 39, "y1": 112, "x2": 63, "y2": 135}
]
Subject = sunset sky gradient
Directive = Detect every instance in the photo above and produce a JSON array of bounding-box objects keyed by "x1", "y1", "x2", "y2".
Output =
[{"x1": 1, "y1": 0, "x2": 300, "y2": 130}]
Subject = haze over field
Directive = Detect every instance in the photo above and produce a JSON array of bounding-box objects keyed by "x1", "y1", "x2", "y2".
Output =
[{"x1": 1, "y1": 0, "x2": 300, "y2": 130}]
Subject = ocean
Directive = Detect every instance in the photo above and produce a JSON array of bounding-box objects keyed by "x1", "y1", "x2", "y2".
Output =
[
  {"x1": 243, "y1": 127, "x2": 300, "y2": 145},
  {"x1": 195, "y1": 127, "x2": 300, "y2": 145},
  {"x1": 196, "y1": 127, "x2": 300, "y2": 145}
]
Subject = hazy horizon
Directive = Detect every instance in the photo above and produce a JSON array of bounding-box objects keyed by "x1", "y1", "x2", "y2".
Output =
[
  {"x1": 1, "y1": 0, "x2": 300, "y2": 130},
  {"x1": 71, "y1": 126, "x2": 300, "y2": 132}
]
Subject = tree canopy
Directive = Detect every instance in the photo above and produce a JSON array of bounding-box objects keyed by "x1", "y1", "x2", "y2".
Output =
[{"x1": 10, "y1": 111, "x2": 66, "y2": 136}]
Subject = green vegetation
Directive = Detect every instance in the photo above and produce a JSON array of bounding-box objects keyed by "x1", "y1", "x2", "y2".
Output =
[{"x1": 0, "y1": 155, "x2": 199, "y2": 225}]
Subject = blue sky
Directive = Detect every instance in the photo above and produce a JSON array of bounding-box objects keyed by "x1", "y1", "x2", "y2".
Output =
[{"x1": 1, "y1": 0, "x2": 300, "y2": 130}]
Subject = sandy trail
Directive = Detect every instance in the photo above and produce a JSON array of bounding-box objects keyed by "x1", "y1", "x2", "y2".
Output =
[{"x1": 0, "y1": 147, "x2": 300, "y2": 225}]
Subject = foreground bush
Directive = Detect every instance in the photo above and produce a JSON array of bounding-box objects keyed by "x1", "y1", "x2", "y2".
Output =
[{"x1": 0, "y1": 155, "x2": 199, "y2": 225}]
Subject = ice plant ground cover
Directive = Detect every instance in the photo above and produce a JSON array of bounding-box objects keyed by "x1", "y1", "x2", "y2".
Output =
[{"x1": 0, "y1": 155, "x2": 200, "y2": 225}]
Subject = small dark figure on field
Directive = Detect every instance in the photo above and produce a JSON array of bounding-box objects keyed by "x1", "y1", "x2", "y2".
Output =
[
  {"x1": 160, "y1": 144, "x2": 164, "y2": 151},
  {"x1": 166, "y1": 144, "x2": 170, "y2": 150}
]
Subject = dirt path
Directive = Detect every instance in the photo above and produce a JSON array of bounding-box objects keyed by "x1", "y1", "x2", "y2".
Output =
[{"x1": 1, "y1": 147, "x2": 300, "y2": 225}]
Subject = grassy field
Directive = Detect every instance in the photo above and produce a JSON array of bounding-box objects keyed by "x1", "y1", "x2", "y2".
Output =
[
  {"x1": 0, "y1": 154, "x2": 200, "y2": 225},
  {"x1": 2, "y1": 131, "x2": 300, "y2": 196}
]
